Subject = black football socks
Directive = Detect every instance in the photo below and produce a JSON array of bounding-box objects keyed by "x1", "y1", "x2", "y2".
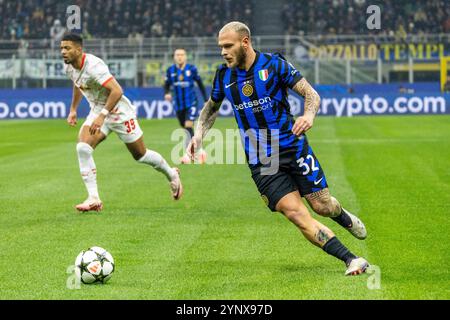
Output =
[
  {"x1": 332, "y1": 207, "x2": 353, "y2": 228},
  {"x1": 186, "y1": 127, "x2": 194, "y2": 140},
  {"x1": 322, "y1": 236, "x2": 356, "y2": 265},
  {"x1": 185, "y1": 127, "x2": 194, "y2": 149}
]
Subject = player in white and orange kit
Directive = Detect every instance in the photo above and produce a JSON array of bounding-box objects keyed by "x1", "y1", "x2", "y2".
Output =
[{"x1": 61, "y1": 33, "x2": 182, "y2": 212}]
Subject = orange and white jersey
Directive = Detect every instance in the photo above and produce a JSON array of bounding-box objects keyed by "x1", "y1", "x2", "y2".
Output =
[{"x1": 64, "y1": 53, "x2": 135, "y2": 115}]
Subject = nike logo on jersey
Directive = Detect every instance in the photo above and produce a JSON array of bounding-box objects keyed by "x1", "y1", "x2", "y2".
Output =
[
  {"x1": 314, "y1": 177, "x2": 324, "y2": 185},
  {"x1": 225, "y1": 82, "x2": 236, "y2": 88}
]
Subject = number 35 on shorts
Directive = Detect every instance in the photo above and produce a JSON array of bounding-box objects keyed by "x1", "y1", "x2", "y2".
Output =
[{"x1": 124, "y1": 119, "x2": 136, "y2": 133}]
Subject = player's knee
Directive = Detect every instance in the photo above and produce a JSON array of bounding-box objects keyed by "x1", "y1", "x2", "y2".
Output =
[
  {"x1": 309, "y1": 199, "x2": 334, "y2": 217},
  {"x1": 316, "y1": 204, "x2": 335, "y2": 217},
  {"x1": 76, "y1": 142, "x2": 93, "y2": 157}
]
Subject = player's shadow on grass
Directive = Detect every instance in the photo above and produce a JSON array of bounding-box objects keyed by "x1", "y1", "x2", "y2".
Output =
[
  {"x1": 281, "y1": 263, "x2": 340, "y2": 275},
  {"x1": 75, "y1": 211, "x2": 102, "y2": 216}
]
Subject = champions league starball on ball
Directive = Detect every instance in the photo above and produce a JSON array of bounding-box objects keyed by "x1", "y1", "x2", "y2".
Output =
[{"x1": 74, "y1": 246, "x2": 115, "y2": 284}]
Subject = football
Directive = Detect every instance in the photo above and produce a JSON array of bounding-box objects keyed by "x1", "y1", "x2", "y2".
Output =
[{"x1": 74, "y1": 246, "x2": 115, "y2": 284}]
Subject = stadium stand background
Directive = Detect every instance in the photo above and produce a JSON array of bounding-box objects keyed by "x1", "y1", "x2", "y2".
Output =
[
  {"x1": 0, "y1": 0, "x2": 253, "y2": 40},
  {"x1": 0, "y1": 0, "x2": 449, "y2": 90},
  {"x1": 282, "y1": 0, "x2": 450, "y2": 36},
  {"x1": 1, "y1": 0, "x2": 449, "y2": 40}
]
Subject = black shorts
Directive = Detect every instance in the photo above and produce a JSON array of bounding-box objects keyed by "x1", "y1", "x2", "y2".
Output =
[
  {"x1": 251, "y1": 141, "x2": 328, "y2": 212},
  {"x1": 176, "y1": 105, "x2": 198, "y2": 126}
]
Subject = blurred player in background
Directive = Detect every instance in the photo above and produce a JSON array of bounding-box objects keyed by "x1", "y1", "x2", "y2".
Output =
[
  {"x1": 188, "y1": 22, "x2": 369, "y2": 276},
  {"x1": 61, "y1": 33, "x2": 183, "y2": 212},
  {"x1": 164, "y1": 48, "x2": 208, "y2": 164}
]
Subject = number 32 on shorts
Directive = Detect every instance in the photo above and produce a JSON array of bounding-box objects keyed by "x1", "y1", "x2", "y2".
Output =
[
  {"x1": 296, "y1": 154, "x2": 319, "y2": 175},
  {"x1": 124, "y1": 119, "x2": 136, "y2": 133}
]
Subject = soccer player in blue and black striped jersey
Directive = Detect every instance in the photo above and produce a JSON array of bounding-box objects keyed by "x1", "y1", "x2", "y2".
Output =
[
  {"x1": 187, "y1": 22, "x2": 370, "y2": 276},
  {"x1": 164, "y1": 48, "x2": 207, "y2": 163}
]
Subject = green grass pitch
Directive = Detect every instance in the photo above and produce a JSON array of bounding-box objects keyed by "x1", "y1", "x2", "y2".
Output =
[{"x1": 0, "y1": 115, "x2": 449, "y2": 300}]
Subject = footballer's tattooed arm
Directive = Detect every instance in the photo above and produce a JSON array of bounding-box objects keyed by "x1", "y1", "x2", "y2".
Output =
[
  {"x1": 291, "y1": 78, "x2": 321, "y2": 136},
  {"x1": 294, "y1": 78, "x2": 321, "y2": 117},
  {"x1": 195, "y1": 98, "x2": 222, "y2": 139},
  {"x1": 187, "y1": 98, "x2": 221, "y2": 159}
]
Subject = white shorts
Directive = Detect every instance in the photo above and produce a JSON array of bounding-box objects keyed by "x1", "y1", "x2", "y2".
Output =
[{"x1": 83, "y1": 109, "x2": 143, "y2": 144}]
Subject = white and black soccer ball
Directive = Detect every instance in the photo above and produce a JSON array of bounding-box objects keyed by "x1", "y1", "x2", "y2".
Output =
[{"x1": 74, "y1": 246, "x2": 115, "y2": 284}]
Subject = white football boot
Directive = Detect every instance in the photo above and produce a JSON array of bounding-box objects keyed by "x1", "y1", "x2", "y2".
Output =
[
  {"x1": 75, "y1": 197, "x2": 103, "y2": 212},
  {"x1": 345, "y1": 257, "x2": 370, "y2": 276},
  {"x1": 342, "y1": 209, "x2": 367, "y2": 240},
  {"x1": 170, "y1": 168, "x2": 183, "y2": 200}
]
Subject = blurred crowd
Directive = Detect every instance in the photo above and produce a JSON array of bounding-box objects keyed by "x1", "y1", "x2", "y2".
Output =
[
  {"x1": 1, "y1": 0, "x2": 448, "y2": 42},
  {"x1": 282, "y1": 0, "x2": 450, "y2": 37},
  {"x1": 0, "y1": 0, "x2": 253, "y2": 41}
]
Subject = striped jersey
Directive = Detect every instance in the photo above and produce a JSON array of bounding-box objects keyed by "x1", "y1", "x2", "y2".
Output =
[
  {"x1": 165, "y1": 63, "x2": 205, "y2": 111},
  {"x1": 211, "y1": 51, "x2": 305, "y2": 168}
]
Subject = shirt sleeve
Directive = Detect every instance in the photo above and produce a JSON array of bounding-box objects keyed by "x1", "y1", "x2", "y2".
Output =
[
  {"x1": 90, "y1": 61, "x2": 114, "y2": 86},
  {"x1": 164, "y1": 67, "x2": 172, "y2": 93},
  {"x1": 165, "y1": 67, "x2": 172, "y2": 86},
  {"x1": 192, "y1": 65, "x2": 201, "y2": 81},
  {"x1": 274, "y1": 55, "x2": 303, "y2": 89},
  {"x1": 210, "y1": 65, "x2": 225, "y2": 103}
]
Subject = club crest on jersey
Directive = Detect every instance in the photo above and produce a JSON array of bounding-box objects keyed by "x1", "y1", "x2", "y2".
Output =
[
  {"x1": 186, "y1": 70, "x2": 191, "y2": 77},
  {"x1": 242, "y1": 83, "x2": 253, "y2": 97},
  {"x1": 258, "y1": 69, "x2": 269, "y2": 81}
]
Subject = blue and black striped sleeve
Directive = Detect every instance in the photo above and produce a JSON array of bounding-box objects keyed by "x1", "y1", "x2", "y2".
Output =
[
  {"x1": 275, "y1": 56, "x2": 303, "y2": 89},
  {"x1": 192, "y1": 65, "x2": 201, "y2": 81},
  {"x1": 163, "y1": 67, "x2": 172, "y2": 94},
  {"x1": 210, "y1": 65, "x2": 225, "y2": 103}
]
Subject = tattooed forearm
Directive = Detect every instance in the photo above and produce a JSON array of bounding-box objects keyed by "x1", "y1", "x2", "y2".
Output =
[
  {"x1": 195, "y1": 98, "x2": 221, "y2": 139},
  {"x1": 293, "y1": 78, "x2": 321, "y2": 118}
]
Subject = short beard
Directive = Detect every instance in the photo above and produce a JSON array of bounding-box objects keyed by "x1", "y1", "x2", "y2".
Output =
[{"x1": 235, "y1": 45, "x2": 247, "y2": 68}]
